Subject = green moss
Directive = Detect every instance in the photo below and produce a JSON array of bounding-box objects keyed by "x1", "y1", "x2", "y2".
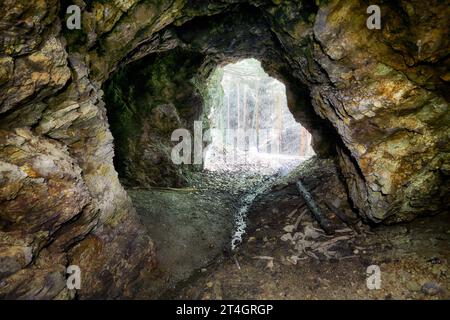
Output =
[
  {"x1": 103, "y1": 48, "x2": 205, "y2": 176},
  {"x1": 374, "y1": 63, "x2": 394, "y2": 76}
]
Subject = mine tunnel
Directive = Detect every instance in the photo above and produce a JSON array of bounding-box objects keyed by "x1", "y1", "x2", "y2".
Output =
[{"x1": 0, "y1": 0, "x2": 449, "y2": 300}]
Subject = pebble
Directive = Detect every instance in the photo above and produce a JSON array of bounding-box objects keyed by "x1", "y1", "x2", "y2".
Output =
[
  {"x1": 431, "y1": 264, "x2": 445, "y2": 276},
  {"x1": 283, "y1": 225, "x2": 295, "y2": 233},
  {"x1": 303, "y1": 225, "x2": 321, "y2": 239},
  {"x1": 267, "y1": 259, "x2": 274, "y2": 270},
  {"x1": 280, "y1": 233, "x2": 293, "y2": 242},
  {"x1": 421, "y1": 282, "x2": 441, "y2": 296},
  {"x1": 406, "y1": 280, "x2": 421, "y2": 292},
  {"x1": 287, "y1": 255, "x2": 299, "y2": 265}
]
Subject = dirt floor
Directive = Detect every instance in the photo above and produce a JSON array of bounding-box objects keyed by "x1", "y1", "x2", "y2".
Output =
[
  {"x1": 129, "y1": 167, "x2": 280, "y2": 298},
  {"x1": 131, "y1": 157, "x2": 450, "y2": 299},
  {"x1": 174, "y1": 210, "x2": 449, "y2": 300},
  {"x1": 128, "y1": 187, "x2": 235, "y2": 298}
]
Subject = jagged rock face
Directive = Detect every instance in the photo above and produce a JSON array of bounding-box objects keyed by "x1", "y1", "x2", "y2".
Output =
[
  {"x1": 309, "y1": 1, "x2": 449, "y2": 222},
  {"x1": 104, "y1": 49, "x2": 204, "y2": 187},
  {"x1": 0, "y1": 1, "x2": 156, "y2": 299},
  {"x1": 0, "y1": 0, "x2": 448, "y2": 299}
]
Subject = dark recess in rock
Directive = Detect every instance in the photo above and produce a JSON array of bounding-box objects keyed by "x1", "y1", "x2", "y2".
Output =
[{"x1": 0, "y1": 0, "x2": 448, "y2": 299}]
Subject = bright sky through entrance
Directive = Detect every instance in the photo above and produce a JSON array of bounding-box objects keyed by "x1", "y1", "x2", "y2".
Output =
[{"x1": 204, "y1": 59, "x2": 314, "y2": 173}]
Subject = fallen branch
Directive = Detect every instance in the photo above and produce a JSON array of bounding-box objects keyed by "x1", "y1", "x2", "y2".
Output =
[
  {"x1": 311, "y1": 235, "x2": 351, "y2": 250},
  {"x1": 294, "y1": 208, "x2": 308, "y2": 230},
  {"x1": 296, "y1": 180, "x2": 335, "y2": 235}
]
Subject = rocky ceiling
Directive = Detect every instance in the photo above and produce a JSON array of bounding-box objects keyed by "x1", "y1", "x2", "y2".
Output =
[{"x1": 0, "y1": 0, "x2": 448, "y2": 299}]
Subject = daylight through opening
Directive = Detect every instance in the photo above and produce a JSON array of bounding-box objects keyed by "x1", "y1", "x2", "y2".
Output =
[{"x1": 204, "y1": 59, "x2": 314, "y2": 174}]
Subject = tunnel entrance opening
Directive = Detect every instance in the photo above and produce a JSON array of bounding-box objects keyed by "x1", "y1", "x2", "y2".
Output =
[
  {"x1": 204, "y1": 59, "x2": 314, "y2": 175},
  {"x1": 101, "y1": 50, "x2": 330, "y2": 297}
]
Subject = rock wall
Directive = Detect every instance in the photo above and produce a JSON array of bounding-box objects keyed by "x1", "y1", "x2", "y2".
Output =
[
  {"x1": 307, "y1": 1, "x2": 449, "y2": 222},
  {"x1": 104, "y1": 49, "x2": 204, "y2": 187},
  {"x1": 0, "y1": 1, "x2": 156, "y2": 299},
  {"x1": 0, "y1": 0, "x2": 448, "y2": 298}
]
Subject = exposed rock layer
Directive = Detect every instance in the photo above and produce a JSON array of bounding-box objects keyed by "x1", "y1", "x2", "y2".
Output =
[{"x1": 0, "y1": 0, "x2": 448, "y2": 298}]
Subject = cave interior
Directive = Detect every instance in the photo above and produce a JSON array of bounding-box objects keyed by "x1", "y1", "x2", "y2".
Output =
[{"x1": 0, "y1": 0, "x2": 448, "y2": 299}]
